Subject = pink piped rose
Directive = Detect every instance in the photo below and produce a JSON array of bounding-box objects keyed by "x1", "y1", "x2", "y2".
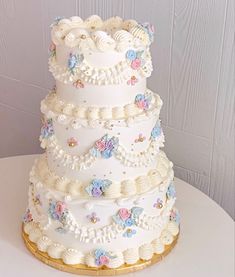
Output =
[
  {"x1": 131, "y1": 58, "x2": 141, "y2": 70},
  {"x1": 95, "y1": 139, "x2": 106, "y2": 152},
  {"x1": 136, "y1": 100, "x2": 149, "y2": 110},
  {"x1": 118, "y1": 208, "x2": 131, "y2": 220},
  {"x1": 99, "y1": 255, "x2": 109, "y2": 265}
]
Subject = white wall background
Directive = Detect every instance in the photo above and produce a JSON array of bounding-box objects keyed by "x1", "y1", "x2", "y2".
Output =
[{"x1": 0, "y1": 0, "x2": 234, "y2": 219}]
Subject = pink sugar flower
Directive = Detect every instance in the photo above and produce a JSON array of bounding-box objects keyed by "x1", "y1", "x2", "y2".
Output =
[
  {"x1": 136, "y1": 100, "x2": 146, "y2": 109},
  {"x1": 95, "y1": 140, "x2": 106, "y2": 152},
  {"x1": 131, "y1": 58, "x2": 141, "y2": 70},
  {"x1": 99, "y1": 255, "x2": 109, "y2": 265},
  {"x1": 56, "y1": 201, "x2": 66, "y2": 215},
  {"x1": 118, "y1": 208, "x2": 131, "y2": 220}
]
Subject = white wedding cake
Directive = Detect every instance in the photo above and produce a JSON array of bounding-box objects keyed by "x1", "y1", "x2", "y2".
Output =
[{"x1": 22, "y1": 15, "x2": 180, "y2": 274}]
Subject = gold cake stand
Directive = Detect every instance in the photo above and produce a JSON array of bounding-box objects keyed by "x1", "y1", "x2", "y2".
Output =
[{"x1": 22, "y1": 228, "x2": 179, "y2": 276}]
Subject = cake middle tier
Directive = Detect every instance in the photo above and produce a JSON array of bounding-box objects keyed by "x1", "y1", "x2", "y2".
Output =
[{"x1": 41, "y1": 103, "x2": 164, "y2": 183}]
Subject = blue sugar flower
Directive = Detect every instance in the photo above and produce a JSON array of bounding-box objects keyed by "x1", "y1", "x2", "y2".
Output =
[
  {"x1": 166, "y1": 183, "x2": 176, "y2": 199},
  {"x1": 125, "y1": 218, "x2": 134, "y2": 227},
  {"x1": 40, "y1": 118, "x2": 54, "y2": 139},
  {"x1": 123, "y1": 229, "x2": 137, "y2": 238},
  {"x1": 94, "y1": 249, "x2": 106, "y2": 258},
  {"x1": 151, "y1": 122, "x2": 162, "y2": 139},
  {"x1": 68, "y1": 53, "x2": 84, "y2": 73},
  {"x1": 102, "y1": 149, "x2": 113, "y2": 159},
  {"x1": 126, "y1": 50, "x2": 137, "y2": 61},
  {"x1": 50, "y1": 16, "x2": 64, "y2": 27},
  {"x1": 85, "y1": 179, "x2": 112, "y2": 197}
]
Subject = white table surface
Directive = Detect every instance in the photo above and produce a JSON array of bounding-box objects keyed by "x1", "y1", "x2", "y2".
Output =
[{"x1": 0, "y1": 154, "x2": 234, "y2": 277}]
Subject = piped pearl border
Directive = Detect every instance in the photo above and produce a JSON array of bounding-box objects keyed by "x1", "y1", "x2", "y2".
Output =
[
  {"x1": 31, "y1": 152, "x2": 173, "y2": 198},
  {"x1": 40, "y1": 90, "x2": 162, "y2": 129}
]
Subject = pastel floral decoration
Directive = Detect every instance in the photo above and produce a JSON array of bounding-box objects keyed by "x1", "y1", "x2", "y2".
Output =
[
  {"x1": 73, "y1": 79, "x2": 84, "y2": 89},
  {"x1": 169, "y1": 208, "x2": 180, "y2": 225},
  {"x1": 140, "y1": 22, "x2": 155, "y2": 43},
  {"x1": 91, "y1": 135, "x2": 119, "y2": 159},
  {"x1": 166, "y1": 182, "x2": 176, "y2": 199},
  {"x1": 40, "y1": 118, "x2": 54, "y2": 139},
  {"x1": 68, "y1": 53, "x2": 84, "y2": 74},
  {"x1": 85, "y1": 179, "x2": 112, "y2": 197},
  {"x1": 87, "y1": 212, "x2": 100, "y2": 223},
  {"x1": 131, "y1": 58, "x2": 141, "y2": 70},
  {"x1": 67, "y1": 137, "x2": 78, "y2": 147},
  {"x1": 94, "y1": 249, "x2": 115, "y2": 266},
  {"x1": 112, "y1": 207, "x2": 143, "y2": 228},
  {"x1": 151, "y1": 122, "x2": 162, "y2": 139},
  {"x1": 126, "y1": 49, "x2": 137, "y2": 61},
  {"x1": 48, "y1": 200, "x2": 69, "y2": 224},
  {"x1": 50, "y1": 16, "x2": 64, "y2": 27},
  {"x1": 119, "y1": 208, "x2": 131, "y2": 220},
  {"x1": 126, "y1": 49, "x2": 145, "y2": 70},
  {"x1": 123, "y1": 228, "x2": 137, "y2": 238},
  {"x1": 135, "y1": 133, "x2": 146, "y2": 143},
  {"x1": 34, "y1": 194, "x2": 42, "y2": 206},
  {"x1": 49, "y1": 42, "x2": 56, "y2": 57},
  {"x1": 23, "y1": 209, "x2": 33, "y2": 223},
  {"x1": 135, "y1": 94, "x2": 151, "y2": 111},
  {"x1": 127, "y1": 75, "x2": 138, "y2": 86},
  {"x1": 153, "y1": 198, "x2": 163, "y2": 209}
]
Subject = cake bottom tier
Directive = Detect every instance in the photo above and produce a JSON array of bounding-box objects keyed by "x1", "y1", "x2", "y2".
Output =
[
  {"x1": 22, "y1": 223, "x2": 179, "y2": 275},
  {"x1": 22, "y1": 157, "x2": 180, "y2": 272}
]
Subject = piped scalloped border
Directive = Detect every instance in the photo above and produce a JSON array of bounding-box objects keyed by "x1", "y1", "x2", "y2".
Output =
[
  {"x1": 48, "y1": 48, "x2": 153, "y2": 86},
  {"x1": 41, "y1": 90, "x2": 162, "y2": 129},
  {"x1": 22, "y1": 221, "x2": 179, "y2": 274},
  {"x1": 31, "y1": 152, "x2": 173, "y2": 199},
  {"x1": 51, "y1": 15, "x2": 154, "y2": 52}
]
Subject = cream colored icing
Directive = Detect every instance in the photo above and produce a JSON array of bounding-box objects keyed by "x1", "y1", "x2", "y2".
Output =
[
  {"x1": 41, "y1": 89, "x2": 162, "y2": 129},
  {"x1": 31, "y1": 152, "x2": 173, "y2": 198},
  {"x1": 50, "y1": 15, "x2": 153, "y2": 52},
  {"x1": 23, "y1": 219, "x2": 179, "y2": 268}
]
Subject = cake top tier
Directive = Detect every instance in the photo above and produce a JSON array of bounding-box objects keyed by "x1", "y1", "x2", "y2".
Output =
[{"x1": 51, "y1": 15, "x2": 154, "y2": 53}]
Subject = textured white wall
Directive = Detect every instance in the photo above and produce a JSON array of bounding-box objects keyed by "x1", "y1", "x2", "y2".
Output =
[{"x1": 0, "y1": 0, "x2": 234, "y2": 218}]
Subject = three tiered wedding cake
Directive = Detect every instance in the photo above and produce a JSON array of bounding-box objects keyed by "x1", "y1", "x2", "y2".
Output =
[{"x1": 22, "y1": 15, "x2": 180, "y2": 274}]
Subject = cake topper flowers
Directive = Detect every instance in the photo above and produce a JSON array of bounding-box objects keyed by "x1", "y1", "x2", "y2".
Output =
[
  {"x1": 90, "y1": 135, "x2": 119, "y2": 159},
  {"x1": 140, "y1": 22, "x2": 155, "y2": 43},
  {"x1": 85, "y1": 179, "x2": 112, "y2": 197}
]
